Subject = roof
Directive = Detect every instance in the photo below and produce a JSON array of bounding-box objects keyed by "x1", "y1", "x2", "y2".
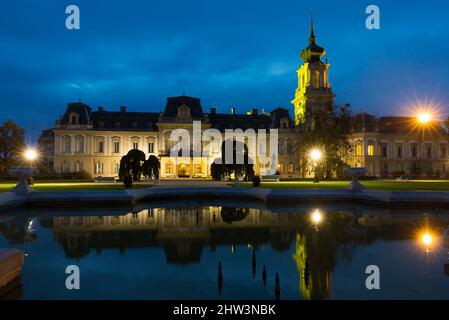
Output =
[{"x1": 162, "y1": 96, "x2": 203, "y2": 118}]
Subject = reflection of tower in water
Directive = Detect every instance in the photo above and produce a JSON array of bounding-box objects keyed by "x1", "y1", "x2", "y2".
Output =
[{"x1": 292, "y1": 233, "x2": 333, "y2": 300}]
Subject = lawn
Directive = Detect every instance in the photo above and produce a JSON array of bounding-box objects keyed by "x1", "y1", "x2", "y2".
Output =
[
  {"x1": 0, "y1": 182, "x2": 149, "y2": 193},
  {"x1": 247, "y1": 180, "x2": 449, "y2": 191},
  {"x1": 3, "y1": 180, "x2": 449, "y2": 192}
]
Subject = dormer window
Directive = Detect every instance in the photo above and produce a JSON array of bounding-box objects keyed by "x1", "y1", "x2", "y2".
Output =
[
  {"x1": 115, "y1": 121, "x2": 121, "y2": 129},
  {"x1": 132, "y1": 121, "x2": 138, "y2": 129},
  {"x1": 280, "y1": 117, "x2": 289, "y2": 129},
  {"x1": 177, "y1": 104, "x2": 191, "y2": 120},
  {"x1": 69, "y1": 112, "x2": 79, "y2": 125},
  {"x1": 98, "y1": 121, "x2": 104, "y2": 129}
]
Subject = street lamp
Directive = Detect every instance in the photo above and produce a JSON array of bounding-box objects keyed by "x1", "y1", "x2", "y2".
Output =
[
  {"x1": 310, "y1": 149, "x2": 323, "y2": 183},
  {"x1": 24, "y1": 148, "x2": 38, "y2": 162},
  {"x1": 417, "y1": 113, "x2": 432, "y2": 125},
  {"x1": 23, "y1": 147, "x2": 38, "y2": 185}
]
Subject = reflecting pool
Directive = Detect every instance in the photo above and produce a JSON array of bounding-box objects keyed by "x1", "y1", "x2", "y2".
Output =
[{"x1": 1, "y1": 204, "x2": 449, "y2": 299}]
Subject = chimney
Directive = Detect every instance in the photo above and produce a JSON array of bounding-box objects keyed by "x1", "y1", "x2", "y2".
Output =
[
  {"x1": 210, "y1": 107, "x2": 216, "y2": 115},
  {"x1": 231, "y1": 107, "x2": 236, "y2": 115},
  {"x1": 97, "y1": 106, "x2": 104, "y2": 112},
  {"x1": 251, "y1": 108, "x2": 258, "y2": 116},
  {"x1": 120, "y1": 106, "x2": 127, "y2": 113}
]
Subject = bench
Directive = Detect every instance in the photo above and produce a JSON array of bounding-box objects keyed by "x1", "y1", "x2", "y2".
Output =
[
  {"x1": 396, "y1": 175, "x2": 412, "y2": 181},
  {"x1": 94, "y1": 177, "x2": 117, "y2": 183},
  {"x1": 0, "y1": 249, "x2": 24, "y2": 298},
  {"x1": 261, "y1": 175, "x2": 280, "y2": 182}
]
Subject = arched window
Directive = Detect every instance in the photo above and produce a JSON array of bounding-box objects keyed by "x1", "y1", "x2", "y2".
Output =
[
  {"x1": 63, "y1": 136, "x2": 71, "y2": 153},
  {"x1": 314, "y1": 71, "x2": 320, "y2": 88},
  {"x1": 75, "y1": 136, "x2": 84, "y2": 154}
]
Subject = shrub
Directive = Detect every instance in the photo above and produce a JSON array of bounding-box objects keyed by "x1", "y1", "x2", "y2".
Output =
[
  {"x1": 73, "y1": 170, "x2": 93, "y2": 180},
  {"x1": 123, "y1": 175, "x2": 133, "y2": 188},
  {"x1": 253, "y1": 175, "x2": 261, "y2": 187}
]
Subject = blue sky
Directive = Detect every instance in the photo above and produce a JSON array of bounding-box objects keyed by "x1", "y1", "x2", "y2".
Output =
[{"x1": 1, "y1": 0, "x2": 449, "y2": 141}]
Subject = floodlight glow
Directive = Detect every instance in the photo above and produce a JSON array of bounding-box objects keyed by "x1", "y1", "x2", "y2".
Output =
[
  {"x1": 310, "y1": 149, "x2": 322, "y2": 162},
  {"x1": 24, "y1": 148, "x2": 38, "y2": 161},
  {"x1": 417, "y1": 113, "x2": 432, "y2": 124}
]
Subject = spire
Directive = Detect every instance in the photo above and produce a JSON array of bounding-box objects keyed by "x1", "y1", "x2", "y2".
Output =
[{"x1": 309, "y1": 14, "x2": 316, "y2": 44}]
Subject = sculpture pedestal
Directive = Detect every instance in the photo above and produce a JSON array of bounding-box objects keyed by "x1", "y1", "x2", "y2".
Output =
[
  {"x1": 344, "y1": 167, "x2": 367, "y2": 193},
  {"x1": 8, "y1": 166, "x2": 36, "y2": 196}
]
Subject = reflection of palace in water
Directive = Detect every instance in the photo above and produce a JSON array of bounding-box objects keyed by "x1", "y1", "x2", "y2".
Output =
[
  {"x1": 2, "y1": 207, "x2": 449, "y2": 299},
  {"x1": 49, "y1": 207, "x2": 301, "y2": 263}
]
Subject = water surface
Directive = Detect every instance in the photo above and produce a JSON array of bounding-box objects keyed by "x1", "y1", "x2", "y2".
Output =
[{"x1": 1, "y1": 204, "x2": 449, "y2": 299}]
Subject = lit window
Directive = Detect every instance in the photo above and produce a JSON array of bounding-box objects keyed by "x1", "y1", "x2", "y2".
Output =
[
  {"x1": 314, "y1": 71, "x2": 320, "y2": 88},
  {"x1": 355, "y1": 144, "x2": 362, "y2": 156},
  {"x1": 133, "y1": 142, "x2": 139, "y2": 150},
  {"x1": 165, "y1": 162, "x2": 172, "y2": 174},
  {"x1": 288, "y1": 164, "x2": 293, "y2": 174},
  {"x1": 95, "y1": 162, "x2": 104, "y2": 174},
  {"x1": 367, "y1": 144, "x2": 374, "y2": 157},
  {"x1": 148, "y1": 142, "x2": 154, "y2": 153},
  {"x1": 113, "y1": 163, "x2": 120, "y2": 174}
]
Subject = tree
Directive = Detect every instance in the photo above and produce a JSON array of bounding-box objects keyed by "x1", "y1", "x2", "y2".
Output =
[
  {"x1": 210, "y1": 140, "x2": 254, "y2": 181},
  {"x1": 298, "y1": 108, "x2": 351, "y2": 179},
  {"x1": 0, "y1": 120, "x2": 25, "y2": 174},
  {"x1": 118, "y1": 149, "x2": 146, "y2": 181},
  {"x1": 142, "y1": 155, "x2": 161, "y2": 180}
]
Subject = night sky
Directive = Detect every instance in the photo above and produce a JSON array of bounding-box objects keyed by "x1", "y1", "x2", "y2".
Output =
[{"x1": 1, "y1": 0, "x2": 449, "y2": 142}]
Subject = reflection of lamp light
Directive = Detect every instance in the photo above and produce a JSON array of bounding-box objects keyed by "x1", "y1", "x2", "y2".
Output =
[
  {"x1": 311, "y1": 209, "x2": 323, "y2": 225},
  {"x1": 24, "y1": 148, "x2": 38, "y2": 161}
]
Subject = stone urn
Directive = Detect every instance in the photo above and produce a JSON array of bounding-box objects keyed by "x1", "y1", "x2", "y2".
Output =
[
  {"x1": 344, "y1": 167, "x2": 367, "y2": 193},
  {"x1": 7, "y1": 166, "x2": 37, "y2": 196}
]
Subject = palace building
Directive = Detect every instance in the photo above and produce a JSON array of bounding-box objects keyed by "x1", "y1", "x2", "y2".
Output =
[{"x1": 47, "y1": 23, "x2": 449, "y2": 179}]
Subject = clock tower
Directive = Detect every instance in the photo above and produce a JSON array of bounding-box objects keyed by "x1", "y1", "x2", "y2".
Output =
[{"x1": 291, "y1": 20, "x2": 335, "y2": 128}]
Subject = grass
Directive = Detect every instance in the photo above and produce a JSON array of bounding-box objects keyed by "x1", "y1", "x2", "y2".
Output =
[
  {"x1": 0, "y1": 182, "x2": 149, "y2": 193},
  {"x1": 3, "y1": 180, "x2": 449, "y2": 192},
  {"x1": 243, "y1": 180, "x2": 449, "y2": 191}
]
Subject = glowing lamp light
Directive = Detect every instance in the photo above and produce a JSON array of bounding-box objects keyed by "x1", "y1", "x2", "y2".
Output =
[
  {"x1": 417, "y1": 113, "x2": 432, "y2": 124},
  {"x1": 311, "y1": 209, "x2": 323, "y2": 225},
  {"x1": 24, "y1": 148, "x2": 38, "y2": 161},
  {"x1": 310, "y1": 149, "x2": 323, "y2": 162}
]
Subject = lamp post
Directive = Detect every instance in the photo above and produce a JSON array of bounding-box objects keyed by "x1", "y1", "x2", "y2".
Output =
[
  {"x1": 24, "y1": 148, "x2": 38, "y2": 185},
  {"x1": 310, "y1": 149, "x2": 323, "y2": 183},
  {"x1": 8, "y1": 148, "x2": 39, "y2": 195}
]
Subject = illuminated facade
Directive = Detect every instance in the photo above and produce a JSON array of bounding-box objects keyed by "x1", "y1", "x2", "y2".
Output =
[
  {"x1": 48, "y1": 23, "x2": 449, "y2": 179},
  {"x1": 52, "y1": 97, "x2": 298, "y2": 179}
]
